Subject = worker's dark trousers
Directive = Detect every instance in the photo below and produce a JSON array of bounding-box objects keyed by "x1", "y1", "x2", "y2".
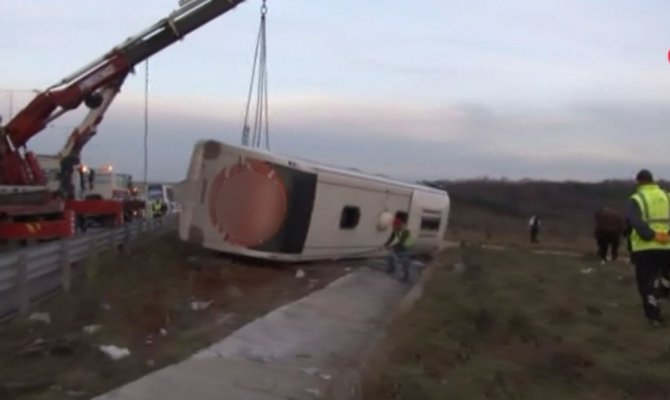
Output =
[
  {"x1": 595, "y1": 231, "x2": 620, "y2": 261},
  {"x1": 631, "y1": 250, "x2": 670, "y2": 322},
  {"x1": 530, "y1": 227, "x2": 539, "y2": 243}
]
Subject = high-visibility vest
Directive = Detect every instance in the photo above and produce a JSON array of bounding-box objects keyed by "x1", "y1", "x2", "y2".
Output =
[
  {"x1": 630, "y1": 184, "x2": 670, "y2": 252},
  {"x1": 392, "y1": 228, "x2": 415, "y2": 249}
]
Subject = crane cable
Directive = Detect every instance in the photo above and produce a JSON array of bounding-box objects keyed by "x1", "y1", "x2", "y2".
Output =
[
  {"x1": 143, "y1": 60, "x2": 150, "y2": 214},
  {"x1": 241, "y1": 0, "x2": 270, "y2": 149}
]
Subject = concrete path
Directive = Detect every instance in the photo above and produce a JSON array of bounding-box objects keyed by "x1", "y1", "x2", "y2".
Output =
[{"x1": 94, "y1": 267, "x2": 409, "y2": 400}]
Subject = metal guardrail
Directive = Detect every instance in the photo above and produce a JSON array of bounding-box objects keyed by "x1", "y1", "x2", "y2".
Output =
[{"x1": 0, "y1": 214, "x2": 178, "y2": 319}]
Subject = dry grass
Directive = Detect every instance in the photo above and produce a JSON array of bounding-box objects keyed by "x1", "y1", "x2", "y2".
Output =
[{"x1": 363, "y1": 244, "x2": 670, "y2": 400}]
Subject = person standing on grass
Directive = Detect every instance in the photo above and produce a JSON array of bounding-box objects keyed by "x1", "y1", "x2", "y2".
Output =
[
  {"x1": 384, "y1": 215, "x2": 414, "y2": 283},
  {"x1": 627, "y1": 169, "x2": 670, "y2": 326},
  {"x1": 529, "y1": 214, "x2": 541, "y2": 243},
  {"x1": 594, "y1": 207, "x2": 625, "y2": 264}
]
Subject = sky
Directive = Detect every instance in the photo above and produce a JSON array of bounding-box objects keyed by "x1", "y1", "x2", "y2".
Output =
[{"x1": 2, "y1": 0, "x2": 670, "y2": 183}]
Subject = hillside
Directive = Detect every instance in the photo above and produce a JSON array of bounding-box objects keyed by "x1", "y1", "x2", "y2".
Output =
[{"x1": 426, "y1": 179, "x2": 665, "y2": 249}]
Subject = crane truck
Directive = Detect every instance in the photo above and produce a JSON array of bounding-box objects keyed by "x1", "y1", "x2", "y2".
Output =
[
  {"x1": 38, "y1": 156, "x2": 145, "y2": 226},
  {"x1": 0, "y1": 0, "x2": 247, "y2": 242}
]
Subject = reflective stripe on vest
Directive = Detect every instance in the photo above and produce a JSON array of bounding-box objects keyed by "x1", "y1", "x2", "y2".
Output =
[{"x1": 630, "y1": 184, "x2": 670, "y2": 252}]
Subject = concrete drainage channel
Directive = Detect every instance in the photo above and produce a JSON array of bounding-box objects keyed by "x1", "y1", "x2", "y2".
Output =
[{"x1": 89, "y1": 256, "x2": 438, "y2": 400}]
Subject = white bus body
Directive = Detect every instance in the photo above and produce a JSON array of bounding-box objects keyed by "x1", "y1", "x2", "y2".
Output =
[{"x1": 175, "y1": 140, "x2": 450, "y2": 262}]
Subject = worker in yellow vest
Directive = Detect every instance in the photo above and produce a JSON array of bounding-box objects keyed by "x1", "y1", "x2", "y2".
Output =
[
  {"x1": 152, "y1": 200, "x2": 163, "y2": 218},
  {"x1": 384, "y1": 215, "x2": 415, "y2": 283},
  {"x1": 627, "y1": 169, "x2": 670, "y2": 326}
]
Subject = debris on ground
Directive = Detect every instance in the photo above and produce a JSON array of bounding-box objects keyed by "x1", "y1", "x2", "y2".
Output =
[
  {"x1": 83, "y1": 325, "x2": 102, "y2": 334},
  {"x1": 581, "y1": 267, "x2": 594, "y2": 274},
  {"x1": 18, "y1": 338, "x2": 75, "y2": 357},
  {"x1": 101, "y1": 303, "x2": 112, "y2": 311},
  {"x1": 22, "y1": 338, "x2": 45, "y2": 352},
  {"x1": 585, "y1": 305, "x2": 603, "y2": 316},
  {"x1": 305, "y1": 387, "x2": 322, "y2": 397},
  {"x1": 301, "y1": 367, "x2": 332, "y2": 381},
  {"x1": 98, "y1": 345, "x2": 131, "y2": 360},
  {"x1": 190, "y1": 300, "x2": 213, "y2": 311},
  {"x1": 453, "y1": 262, "x2": 466, "y2": 273},
  {"x1": 2, "y1": 380, "x2": 53, "y2": 394},
  {"x1": 28, "y1": 312, "x2": 51, "y2": 324},
  {"x1": 226, "y1": 285, "x2": 243, "y2": 298},
  {"x1": 244, "y1": 353, "x2": 275, "y2": 364},
  {"x1": 159, "y1": 328, "x2": 168, "y2": 337},
  {"x1": 301, "y1": 367, "x2": 320, "y2": 376},
  {"x1": 481, "y1": 244, "x2": 507, "y2": 251},
  {"x1": 215, "y1": 313, "x2": 235, "y2": 326},
  {"x1": 296, "y1": 269, "x2": 306, "y2": 279},
  {"x1": 65, "y1": 389, "x2": 87, "y2": 398},
  {"x1": 186, "y1": 256, "x2": 200, "y2": 264}
]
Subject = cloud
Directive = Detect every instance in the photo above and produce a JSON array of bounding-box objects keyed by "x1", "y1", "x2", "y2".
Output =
[
  {"x1": 17, "y1": 94, "x2": 670, "y2": 183},
  {"x1": 4, "y1": 0, "x2": 670, "y2": 184}
]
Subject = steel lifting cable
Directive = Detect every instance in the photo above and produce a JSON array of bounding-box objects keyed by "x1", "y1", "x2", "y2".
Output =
[
  {"x1": 143, "y1": 60, "x2": 150, "y2": 209},
  {"x1": 241, "y1": 0, "x2": 270, "y2": 149}
]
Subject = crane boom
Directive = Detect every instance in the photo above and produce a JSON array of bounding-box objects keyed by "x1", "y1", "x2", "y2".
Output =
[{"x1": 0, "y1": 0, "x2": 247, "y2": 187}]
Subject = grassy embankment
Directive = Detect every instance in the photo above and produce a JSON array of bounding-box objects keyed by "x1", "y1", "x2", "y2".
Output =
[{"x1": 363, "y1": 242, "x2": 670, "y2": 400}]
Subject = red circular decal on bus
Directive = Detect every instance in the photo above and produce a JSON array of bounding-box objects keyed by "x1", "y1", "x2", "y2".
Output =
[{"x1": 208, "y1": 160, "x2": 287, "y2": 247}]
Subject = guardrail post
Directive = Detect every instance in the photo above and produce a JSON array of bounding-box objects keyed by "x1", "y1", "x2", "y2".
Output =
[
  {"x1": 61, "y1": 239, "x2": 72, "y2": 292},
  {"x1": 15, "y1": 251, "x2": 29, "y2": 316},
  {"x1": 89, "y1": 233, "x2": 98, "y2": 258},
  {"x1": 86, "y1": 233, "x2": 99, "y2": 279},
  {"x1": 121, "y1": 223, "x2": 132, "y2": 255},
  {"x1": 108, "y1": 227, "x2": 116, "y2": 252}
]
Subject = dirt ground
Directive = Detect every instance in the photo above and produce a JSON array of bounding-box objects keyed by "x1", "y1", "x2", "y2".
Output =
[
  {"x1": 0, "y1": 233, "x2": 363, "y2": 400},
  {"x1": 363, "y1": 243, "x2": 670, "y2": 400}
]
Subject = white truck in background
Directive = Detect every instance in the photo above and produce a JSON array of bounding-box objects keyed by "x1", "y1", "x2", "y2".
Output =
[{"x1": 36, "y1": 155, "x2": 146, "y2": 226}]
